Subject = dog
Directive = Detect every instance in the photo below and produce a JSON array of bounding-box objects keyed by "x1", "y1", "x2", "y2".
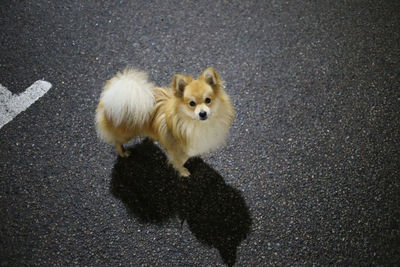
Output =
[{"x1": 95, "y1": 67, "x2": 234, "y2": 177}]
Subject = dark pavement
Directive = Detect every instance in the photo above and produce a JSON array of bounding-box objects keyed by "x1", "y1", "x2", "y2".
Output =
[{"x1": 1, "y1": 0, "x2": 399, "y2": 265}]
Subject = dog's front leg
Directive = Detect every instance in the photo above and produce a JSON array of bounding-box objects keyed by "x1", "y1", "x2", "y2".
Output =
[{"x1": 167, "y1": 149, "x2": 190, "y2": 177}]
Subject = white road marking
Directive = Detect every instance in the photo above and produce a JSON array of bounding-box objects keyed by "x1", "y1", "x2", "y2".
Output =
[{"x1": 0, "y1": 80, "x2": 52, "y2": 129}]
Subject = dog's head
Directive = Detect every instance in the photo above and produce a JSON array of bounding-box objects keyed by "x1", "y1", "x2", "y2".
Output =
[{"x1": 172, "y1": 67, "x2": 223, "y2": 121}]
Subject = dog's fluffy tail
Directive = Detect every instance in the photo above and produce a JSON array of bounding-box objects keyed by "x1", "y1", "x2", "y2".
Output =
[{"x1": 99, "y1": 68, "x2": 155, "y2": 129}]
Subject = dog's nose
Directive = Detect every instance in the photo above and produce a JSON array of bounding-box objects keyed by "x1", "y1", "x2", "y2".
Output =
[{"x1": 199, "y1": 111, "x2": 207, "y2": 120}]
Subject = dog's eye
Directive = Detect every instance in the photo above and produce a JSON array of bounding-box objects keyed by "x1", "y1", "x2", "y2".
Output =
[
  {"x1": 205, "y1": 97, "x2": 211, "y2": 104},
  {"x1": 189, "y1": 101, "x2": 196, "y2": 107}
]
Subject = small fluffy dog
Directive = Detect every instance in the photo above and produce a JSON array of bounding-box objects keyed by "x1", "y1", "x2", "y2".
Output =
[{"x1": 96, "y1": 67, "x2": 234, "y2": 177}]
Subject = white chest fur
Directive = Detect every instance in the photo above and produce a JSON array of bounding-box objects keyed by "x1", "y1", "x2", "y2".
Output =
[{"x1": 184, "y1": 114, "x2": 231, "y2": 157}]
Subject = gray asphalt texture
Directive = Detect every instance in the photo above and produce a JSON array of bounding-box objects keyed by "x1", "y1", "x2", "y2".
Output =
[{"x1": 1, "y1": 0, "x2": 399, "y2": 266}]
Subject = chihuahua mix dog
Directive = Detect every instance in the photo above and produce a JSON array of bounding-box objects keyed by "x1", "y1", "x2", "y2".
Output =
[{"x1": 96, "y1": 67, "x2": 234, "y2": 177}]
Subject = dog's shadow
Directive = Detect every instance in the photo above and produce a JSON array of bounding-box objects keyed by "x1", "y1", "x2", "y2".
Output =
[{"x1": 110, "y1": 140, "x2": 252, "y2": 266}]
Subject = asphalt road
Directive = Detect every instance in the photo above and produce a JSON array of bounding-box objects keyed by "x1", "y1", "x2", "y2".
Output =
[{"x1": 1, "y1": 0, "x2": 399, "y2": 266}]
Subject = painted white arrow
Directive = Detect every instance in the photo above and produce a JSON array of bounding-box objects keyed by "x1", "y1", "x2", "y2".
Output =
[{"x1": 0, "y1": 80, "x2": 52, "y2": 129}]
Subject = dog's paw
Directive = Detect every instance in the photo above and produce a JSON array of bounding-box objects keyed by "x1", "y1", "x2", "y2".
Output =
[
  {"x1": 178, "y1": 167, "x2": 190, "y2": 177},
  {"x1": 119, "y1": 150, "x2": 131, "y2": 158}
]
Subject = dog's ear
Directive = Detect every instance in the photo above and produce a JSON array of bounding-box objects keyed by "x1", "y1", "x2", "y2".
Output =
[
  {"x1": 172, "y1": 74, "x2": 192, "y2": 96},
  {"x1": 201, "y1": 67, "x2": 221, "y2": 90}
]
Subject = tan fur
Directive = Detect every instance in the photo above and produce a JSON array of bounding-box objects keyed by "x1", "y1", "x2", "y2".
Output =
[{"x1": 96, "y1": 67, "x2": 234, "y2": 177}]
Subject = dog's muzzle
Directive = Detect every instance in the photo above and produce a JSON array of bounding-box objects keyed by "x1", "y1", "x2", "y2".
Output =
[{"x1": 199, "y1": 111, "x2": 208, "y2": 120}]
